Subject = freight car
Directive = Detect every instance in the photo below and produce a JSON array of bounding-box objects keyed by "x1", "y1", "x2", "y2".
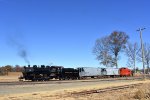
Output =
[
  {"x1": 119, "y1": 67, "x2": 132, "y2": 77},
  {"x1": 78, "y1": 67, "x2": 102, "y2": 79},
  {"x1": 101, "y1": 68, "x2": 120, "y2": 77}
]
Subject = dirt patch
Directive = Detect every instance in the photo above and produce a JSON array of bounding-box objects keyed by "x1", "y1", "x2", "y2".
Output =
[{"x1": 0, "y1": 76, "x2": 19, "y2": 82}]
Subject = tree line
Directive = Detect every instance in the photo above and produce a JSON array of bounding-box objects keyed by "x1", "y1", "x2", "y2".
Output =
[
  {"x1": 0, "y1": 65, "x2": 24, "y2": 75},
  {"x1": 93, "y1": 31, "x2": 150, "y2": 73}
]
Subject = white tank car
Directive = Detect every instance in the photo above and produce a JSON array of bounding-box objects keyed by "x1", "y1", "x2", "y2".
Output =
[
  {"x1": 78, "y1": 67, "x2": 101, "y2": 78},
  {"x1": 101, "y1": 68, "x2": 119, "y2": 76}
]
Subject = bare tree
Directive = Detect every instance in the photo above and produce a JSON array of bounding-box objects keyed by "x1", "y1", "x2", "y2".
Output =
[
  {"x1": 93, "y1": 31, "x2": 129, "y2": 68},
  {"x1": 125, "y1": 42, "x2": 139, "y2": 73},
  {"x1": 93, "y1": 36, "x2": 114, "y2": 67},
  {"x1": 14, "y1": 65, "x2": 23, "y2": 72},
  {"x1": 108, "y1": 31, "x2": 129, "y2": 68},
  {"x1": 138, "y1": 43, "x2": 150, "y2": 73},
  {"x1": 144, "y1": 44, "x2": 150, "y2": 73}
]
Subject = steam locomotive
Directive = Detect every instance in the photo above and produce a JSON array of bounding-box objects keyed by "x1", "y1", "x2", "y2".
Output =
[{"x1": 19, "y1": 65, "x2": 133, "y2": 81}]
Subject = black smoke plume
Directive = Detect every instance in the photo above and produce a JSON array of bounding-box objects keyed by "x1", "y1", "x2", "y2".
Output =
[
  {"x1": 18, "y1": 46, "x2": 30, "y2": 65},
  {"x1": 7, "y1": 34, "x2": 30, "y2": 65}
]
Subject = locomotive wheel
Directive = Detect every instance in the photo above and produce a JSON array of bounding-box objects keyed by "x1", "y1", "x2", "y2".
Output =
[
  {"x1": 59, "y1": 78, "x2": 62, "y2": 80},
  {"x1": 91, "y1": 76, "x2": 94, "y2": 78},
  {"x1": 32, "y1": 79, "x2": 36, "y2": 81}
]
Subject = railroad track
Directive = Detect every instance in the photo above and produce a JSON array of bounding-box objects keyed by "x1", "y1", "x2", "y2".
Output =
[
  {"x1": 0, "y1": 76, "x2": 145, "y2": 86},
  {"x1": 71, "y1": 83, "x2": 143, "y2": 95},
  {"x1": 0, "y1": 81, "x2": 73, "y2": 86}
]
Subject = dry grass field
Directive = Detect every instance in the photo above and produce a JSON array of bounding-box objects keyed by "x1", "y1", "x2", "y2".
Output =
[{"x1": 0, "y1": 72, "x2": 22, "y2": 82}]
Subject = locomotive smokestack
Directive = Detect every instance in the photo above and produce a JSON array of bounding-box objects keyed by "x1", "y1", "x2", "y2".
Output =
[{"x1": 28, "y1": 65, "x2": 30, "y2": 67}]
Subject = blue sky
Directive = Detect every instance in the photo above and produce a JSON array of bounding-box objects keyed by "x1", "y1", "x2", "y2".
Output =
[{"x1": 0, "y1": 0, "x2": 150, "y2": 68}]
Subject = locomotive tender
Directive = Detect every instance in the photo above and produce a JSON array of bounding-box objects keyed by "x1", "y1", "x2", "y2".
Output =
[{"x1": 19, "y1": 65, "x2": 132, "y2": 81}]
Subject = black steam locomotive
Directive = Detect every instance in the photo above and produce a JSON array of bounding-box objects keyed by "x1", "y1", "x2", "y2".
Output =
[{"x1": 20, "y1": 65, "x2": 79, "y2": 81}]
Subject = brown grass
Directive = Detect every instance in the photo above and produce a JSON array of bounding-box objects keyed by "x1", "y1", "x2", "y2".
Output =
[
  {"x1": 7, "y1": 72, "x2": 22, "y2": 76},
  {"x1": 117, "y1": 83, "x2": 150, "y2": 100},
  {"x1": 0, "y1": 72, "x2": 22, "y2": 82},
  {"x1": 66, "y1": 82, "x2": 150, "y2": 100},
  {"x1": 133, "y1": 84, "x2": 150, "y2": 99}
]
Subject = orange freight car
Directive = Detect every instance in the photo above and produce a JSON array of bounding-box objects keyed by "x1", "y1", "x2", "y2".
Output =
[{"x1": 119, "y1": 67, "x2": 132, "y2": 77}]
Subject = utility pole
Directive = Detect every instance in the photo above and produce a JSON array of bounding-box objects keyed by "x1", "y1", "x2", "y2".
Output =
[{"x1": 137, "y1": 28, "x2": 146, "y2": 80}]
